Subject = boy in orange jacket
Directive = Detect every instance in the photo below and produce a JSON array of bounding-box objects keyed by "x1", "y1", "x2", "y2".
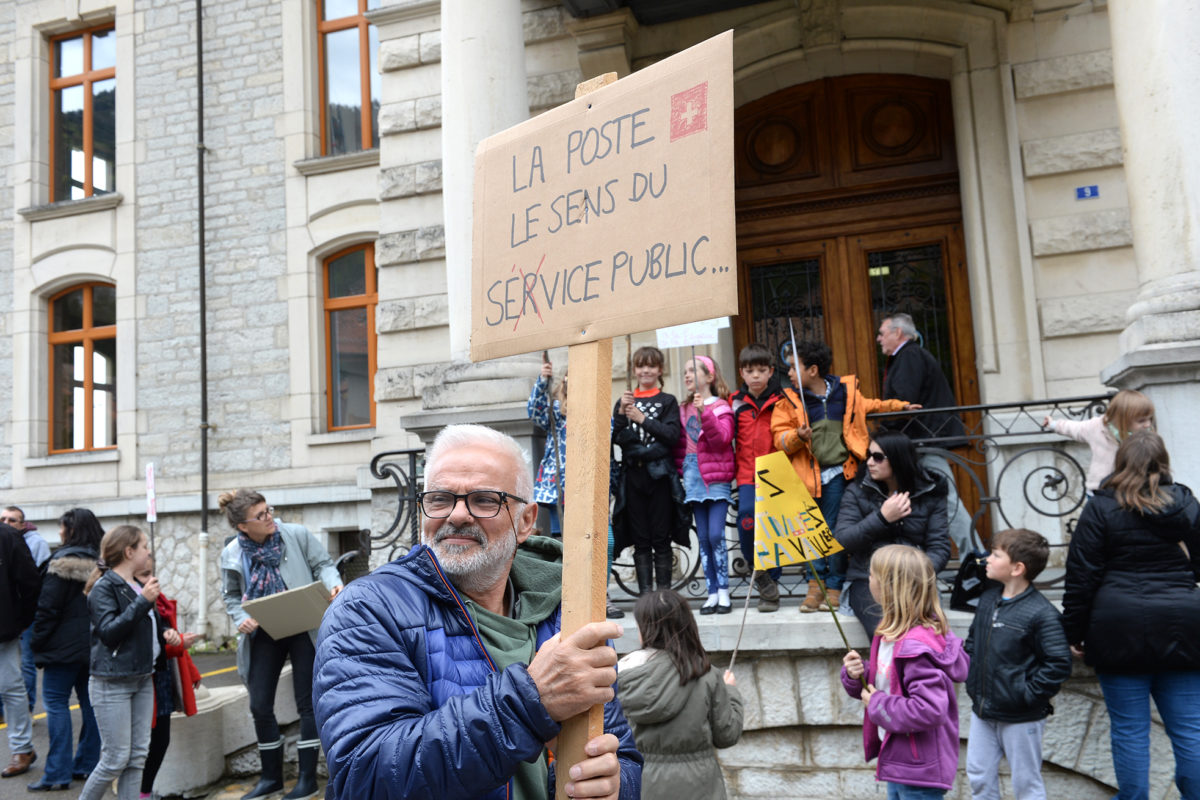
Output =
[{"x1": 771, "y1": 340, "x2": 914, "y2": 611}]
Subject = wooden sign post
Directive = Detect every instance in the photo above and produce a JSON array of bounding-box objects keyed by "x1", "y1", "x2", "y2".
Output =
[{"x1": 469, "y1": 32, "x2": 737, "y2": 797}]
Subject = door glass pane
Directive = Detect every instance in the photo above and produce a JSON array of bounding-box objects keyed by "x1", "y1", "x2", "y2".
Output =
[
  {"x1": 52, "y1": 344, "x2": 84, "y2": 450},
  {"x1": 328, "y1": 250, "x2": 366, "y2": 298},
  {"x1": 329, "y1": 308, "x2": 370, "y2": 427},
  {"x1": 56, "y1": 35, "x2": 84, "y2": 77},
  {"x1": 93, "y1": 78, "x2": 116, "y2": 194},
  {"x1": 324, "y1": 28, "x2": 362, "y2": 155},
  {"x1": 93, "y1": 337, "x2": 117, "y2": 448},
  {"x1": 53, "y1": 85, "x2": 86, "y2": 200},
  {"x1": 53, "y1": 289, "x2": 86, "y2": 331},
  {"x1": 748, "y1": 258, "x2": 824, "y2": 385},
  {"x1": 91, "y1": 28, "x2": 116, "y2": 70},
  {"x1": 867, "y1": 243, "x2": 954, "y2": 389},
  {"x1": 92, "y1": 285, "x2": 116, "y2": 326}
]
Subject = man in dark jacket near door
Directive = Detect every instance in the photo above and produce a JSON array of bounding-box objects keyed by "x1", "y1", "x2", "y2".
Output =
[
  {"x1": 0, "y1": 522, "x2": 41, "y2": 777},
  {"x1": 878, "y1": 312, "x2": 975, "y2": 556}
]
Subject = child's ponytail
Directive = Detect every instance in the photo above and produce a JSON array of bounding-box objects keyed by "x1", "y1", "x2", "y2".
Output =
[{"x1": 83, "y1": 525, "x2": 146, "y2": 595}]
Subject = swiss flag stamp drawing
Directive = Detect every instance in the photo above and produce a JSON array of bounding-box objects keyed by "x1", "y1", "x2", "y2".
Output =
[{"x1": 670, "y1": 82, "x2": 709, "y2": 142}]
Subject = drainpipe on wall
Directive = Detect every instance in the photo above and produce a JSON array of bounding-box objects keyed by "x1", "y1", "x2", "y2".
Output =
[{"x1": 195, "y1": 0, "x2": 211, "y2": 635}]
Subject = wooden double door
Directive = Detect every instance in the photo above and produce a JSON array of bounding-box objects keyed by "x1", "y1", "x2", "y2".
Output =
[{"x1": 733, "y1": 74, "x2": 979, "y2": 409}]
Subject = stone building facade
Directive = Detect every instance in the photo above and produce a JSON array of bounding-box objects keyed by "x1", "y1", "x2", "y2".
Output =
[{"x1": 0, "y1": 0, "x2": 1197, "y2": 792}]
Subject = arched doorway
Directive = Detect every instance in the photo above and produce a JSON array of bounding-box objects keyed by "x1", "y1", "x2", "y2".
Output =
[{"x1": 733, "y1": 73, "x2": 983, "y2": 536}]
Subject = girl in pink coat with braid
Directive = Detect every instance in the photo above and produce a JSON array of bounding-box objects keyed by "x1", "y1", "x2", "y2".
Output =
[{"x1": 675, "y1": 355, "x2": 736, "y2": 614}]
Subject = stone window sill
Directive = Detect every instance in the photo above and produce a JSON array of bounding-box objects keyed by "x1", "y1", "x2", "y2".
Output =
[
  {"x1": 307, "y1": 428, "x2": 375, "y2": 447},
  {"x1": 294, "y1": 150, "x2": 380, "y2": 177},
  {"x1": 19, "y1": 193, "x2": 124, "y2": 221},
  {"x1": 25, "y1": 449, "x2": 120, "y2": 468}
]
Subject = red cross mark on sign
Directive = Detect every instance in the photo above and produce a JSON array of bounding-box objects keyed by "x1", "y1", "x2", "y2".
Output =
[{"x1": 670, "y1": 82, "x2": 708, "y2": 142}]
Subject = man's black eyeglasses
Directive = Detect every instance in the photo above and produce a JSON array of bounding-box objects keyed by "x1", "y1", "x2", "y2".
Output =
[{"x1": 417, "y1": 490, "x2": 527, "y2": 519}]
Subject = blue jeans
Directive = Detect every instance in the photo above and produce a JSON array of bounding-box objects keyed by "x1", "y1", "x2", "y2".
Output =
[
  {"x1": 887, "y1": 781, "x2": 945, "y2": 799},
  {"x1": 737, "y1": 484, "x2": 780, "y2": 580},
  {"x1": 42, "y1": 662, "x2": 101, "y2": 784},
  {"x1": 79, "y1": 674, "x2": 153, "y2": 800},
  {"x1": 692, "y1": 499, "x2": 729, "y2": 593},
  {"x1": 1097, "y1": 670, "x2": 1200, "y2": 800},
  {"x1": 803, "y1": 473, "x2": 848, "y2": 589},
  {"x1": 0, "y1": 628, "x2": 37, "y2": 718}
]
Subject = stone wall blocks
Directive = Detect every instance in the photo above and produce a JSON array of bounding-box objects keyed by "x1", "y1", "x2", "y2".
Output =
[
  {"x1": 717, "y1": 729, "x2": 804, "y2": 769},
  {"x1": 793, "y1": 657, "x2": 835, "y2": 725},
  {"x1": 1040, "y1": 292, "x2": 1129, "y2": 338},
  {"x1": 376, "y1": 300, "x2": 415, "y2": 334},
  {"x1": 380, "y1": 35, "x2": 421, "y2": 71},
  {"x1": 421, "y1": 377, "x2": 534, "y2": 409},
  {"x1": 1030, "y1": 208, "x2": 1132, "y2": 257},
  {"x1": 376, "y1": 230, "x2": 417, "y2": 266},
  {"x1": 419, "y1": 31, "x2": 441, "y2": 64},
  {"x1": 752, "y1": 656, "x2": 801, "y2": 728},
  {"x1": 416, "y1": 225, "x2": 445, "y2": 260},
  {"x1": 412, "y1": 294, "x2": 449, "y2": 327},
  {"x1": 414, "y1": 96, "x2": 442, "y2": 129},
  {"x1": 806, "y1": 727, "x2": 864, "y2": 769},
  {"x1": 523, "y1": 6, "x2": 568, "y2": 43},
  {"x1": 733, "y1": 766, "x2": 840, "y2": 797},
  {"x1": 413, "y1": 160, "x2": 443, "y2": 194},
  {"x1": 1014, "y1": 49, "x2": 1113, "y2": 99},
  {"x1": 1022, "y1": 128, "x2": 1123, "y2": 177},
  {"x1": 376, "y1": 367, "x2": 416, "y2": 401},
  {"x1": 379, "y1": 166, "x2": 416, "y2": 200},
  {"x1": 528, "y1": 70, "x2": 583, "y2": 111},
  {"x1": 378, "y1": 100, "x2": 417, "y2": 136}
]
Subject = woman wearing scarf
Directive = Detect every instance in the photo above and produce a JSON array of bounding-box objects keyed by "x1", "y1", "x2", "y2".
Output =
[{"x1": 219, "y1": 490, "x2": 342, "y2": 800}]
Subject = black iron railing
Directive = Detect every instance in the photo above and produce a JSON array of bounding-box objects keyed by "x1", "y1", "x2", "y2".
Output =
[
  {"x1": 368, "y1": 447, "x2": 425, "y2": 562},
  {"x1": 365, "y1": 393, "x2": 1110, "y2": 600}
]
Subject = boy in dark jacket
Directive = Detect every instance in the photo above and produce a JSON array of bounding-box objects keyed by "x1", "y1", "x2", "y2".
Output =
[
  {"x1": 729, "y1": 343, "x2": 786, "y2": 611},
  {"x1": 965, "y1": 528, "x2": 1071, "y2": 800}
]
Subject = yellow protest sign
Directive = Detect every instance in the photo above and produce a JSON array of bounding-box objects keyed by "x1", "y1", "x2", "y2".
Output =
[{"x1": 753, "y1": 451, "x2": 843, "y2": 570}]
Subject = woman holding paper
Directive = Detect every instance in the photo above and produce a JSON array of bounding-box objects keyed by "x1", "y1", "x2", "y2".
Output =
[{"x1": 219, "y1": 490, "x2": 342, "y2": 800}]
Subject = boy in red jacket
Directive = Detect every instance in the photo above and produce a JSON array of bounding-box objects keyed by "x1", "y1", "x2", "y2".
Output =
[{"x1": 729, "y1": 343, "x2": 787, "y2": 611}]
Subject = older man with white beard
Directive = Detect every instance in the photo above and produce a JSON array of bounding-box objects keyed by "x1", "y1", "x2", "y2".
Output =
[{"x1": 314, "y1": 424, "x2": 642, "y2": 800}]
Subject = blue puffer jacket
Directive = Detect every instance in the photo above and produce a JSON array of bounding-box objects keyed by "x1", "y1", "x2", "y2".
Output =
[{"x1": 314, "y1": 540, "x2": 643, "y2": 800}]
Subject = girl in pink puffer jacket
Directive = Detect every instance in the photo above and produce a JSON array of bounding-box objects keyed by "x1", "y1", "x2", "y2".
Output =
[{"x1": 676, "y1": 355, "x2": 736, "y2": 614}]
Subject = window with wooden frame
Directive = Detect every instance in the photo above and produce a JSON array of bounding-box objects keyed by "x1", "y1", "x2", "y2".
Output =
[
  {"x1": 49, "y1": 283, "x2": 117, "y2": 452},
  {"x1": 324, "y1": 245, "x2": 377, "y2": 430},
  {"x1": 317, "y1": 0, "x2": 380, "y2": 156},
  {"x1": 50, "y1": 25, "x2": 116, "y2": 202}
]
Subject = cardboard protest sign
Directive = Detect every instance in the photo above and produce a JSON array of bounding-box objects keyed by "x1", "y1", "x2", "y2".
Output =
[
  {"x1": 753, "y1": 451, "x2": 843, "y2": 570},
  {"x1": 655, "y1": 316, "x2": 725, "y2": 349},
  {"x1": 470, "y1": 31, "x2": 736, "y2": 361}
]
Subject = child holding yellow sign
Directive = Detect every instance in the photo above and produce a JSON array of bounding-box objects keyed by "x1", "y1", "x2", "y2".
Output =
[{"x1": 771, "y1": 341, "x2": 913, "y2": 613}]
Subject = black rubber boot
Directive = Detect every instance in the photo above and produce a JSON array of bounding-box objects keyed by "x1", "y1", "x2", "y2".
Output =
[
  {"x1": 754, "y1": 571, "x2": 780, "y2": 612},
  {"x1": 282, "y1": 744, "x2": 320, "y2": 800},
  {"x1": 241, "y1": 741, "x2": 285, "y2": 800},
  {"x1": 634, "y1": 551, "x2": 654, "y2": 595},
  {"x1": 654, "y1": 551, "x2": 674, "y2": 591}
]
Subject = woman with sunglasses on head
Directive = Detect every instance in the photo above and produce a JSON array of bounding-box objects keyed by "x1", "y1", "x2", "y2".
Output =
[
  {"x1": 219, "y1": 490, "x2": 342, "y2": 800},
  {"x1": 835, "y1": 430, "x2": 951, "y2": 639}
]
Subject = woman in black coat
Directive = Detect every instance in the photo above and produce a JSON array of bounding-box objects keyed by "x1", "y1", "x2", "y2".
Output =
[
  {"x1": 835, "y1": 430, "x2": 950, "y2": 637},
  {"x1": 26, "y1": 509, "x2": 104, "y2": 791},
  {"x1": 1062, "y1": 431, "x2": 1200, "y2": 800}
]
